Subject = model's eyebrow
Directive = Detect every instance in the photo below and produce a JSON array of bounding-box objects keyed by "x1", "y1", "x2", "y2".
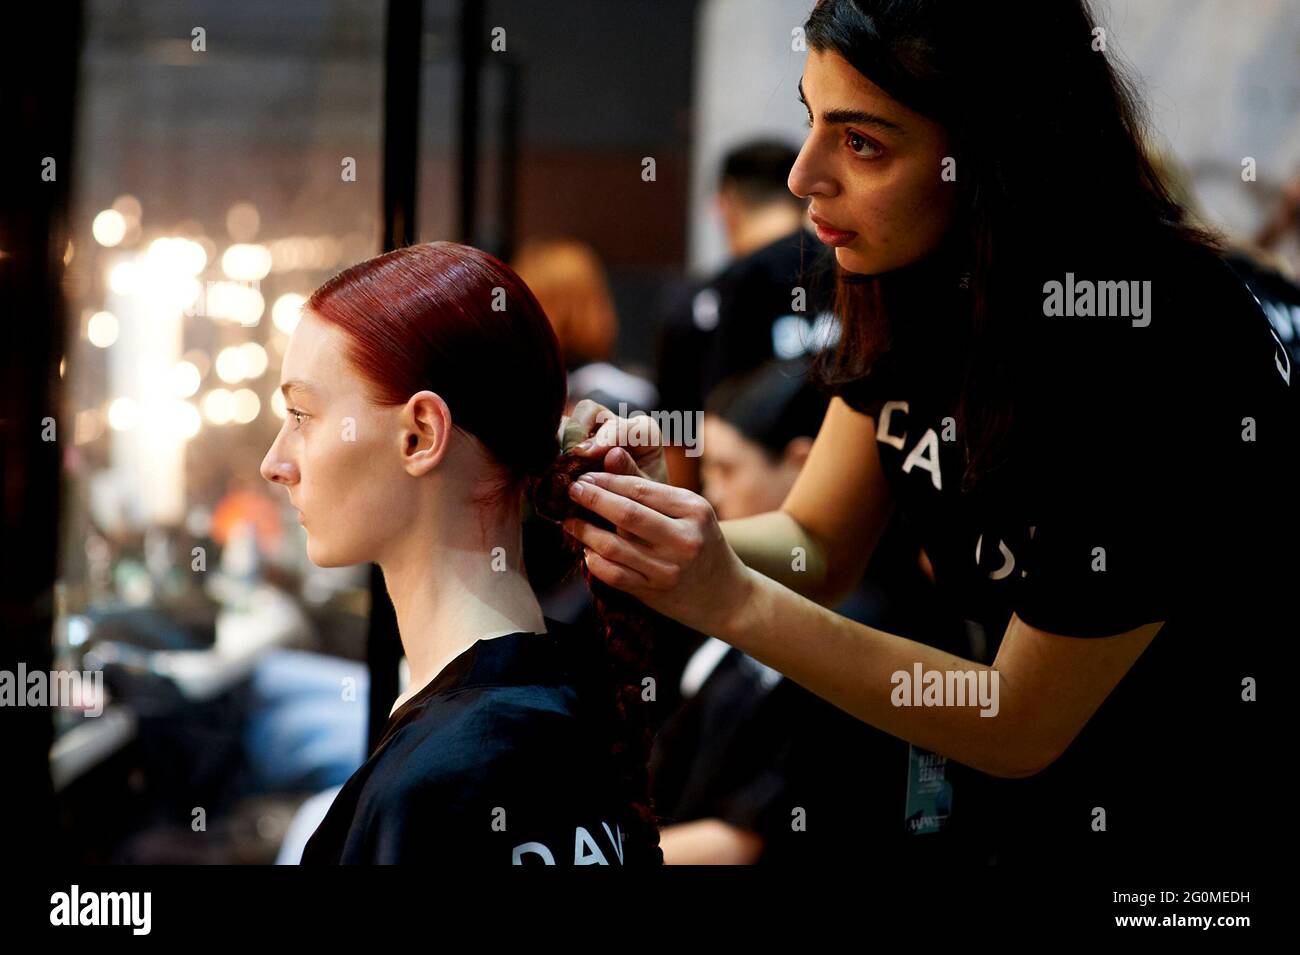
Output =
[
  {"x1": 279, "y1": 379, "x2": 318, "y2": 400},
  {"x1": 798, "y1": 78, "x2": 905, "y2": 134}
]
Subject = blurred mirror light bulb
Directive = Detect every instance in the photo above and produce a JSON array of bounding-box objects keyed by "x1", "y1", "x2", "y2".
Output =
[
  {"x1": 92, "y1": 210, "x2": 127, "y2": 247},
  {"x1": 87, "y1": 311, "x2": 119, "y2": 348}
]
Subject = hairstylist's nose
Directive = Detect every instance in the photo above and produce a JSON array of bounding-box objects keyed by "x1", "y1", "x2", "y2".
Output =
[{"x1": 788, "y1": 140, "x2": 832, "y2": 200}]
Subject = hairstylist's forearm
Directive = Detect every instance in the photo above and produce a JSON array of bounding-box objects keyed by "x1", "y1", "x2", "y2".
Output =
[
  {"x1": 719, "y1": 510, "x2": 842, "y2": 604},
  {"x1": 716, "y1": 566, "x2": 1035, "y2": 779},
  {"x1": 658, "y1": 818, "x2": 764, "y2": 865}
]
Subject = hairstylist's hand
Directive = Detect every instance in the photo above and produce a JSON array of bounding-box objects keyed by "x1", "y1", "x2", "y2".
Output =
[
  {"x1": 558, "y1": 399, "x2": 669, "y2": 485},
  {"x1": 561, "y1": 472, "x2": 755, "y2": 637}
]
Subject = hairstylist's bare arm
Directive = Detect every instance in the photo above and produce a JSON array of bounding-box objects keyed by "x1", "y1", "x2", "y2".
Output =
[
  {"x1": 729, "y1": 398, "x2": 895, "y2": 604},
  {"x1": 557, "y1": 404, "x2": 889, "y2": 639},
  {"x1": 659, "y1": 819, "x2": 764, "y2": 865},
  {"x1": 563, "y1": 466, "x2": 1165, "y2": 776},
  {"x1": 559, "y1": 397, "x2": 892, "y2": 605}
]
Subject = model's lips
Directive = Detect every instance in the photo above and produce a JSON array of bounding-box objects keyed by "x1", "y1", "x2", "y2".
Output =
[{"x1": 809, "y1": 211, "x2": 858, "y2": 246}]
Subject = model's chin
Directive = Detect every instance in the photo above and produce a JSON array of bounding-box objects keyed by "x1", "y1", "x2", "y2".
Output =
[
  {"x1": 304, "y1": 536, "x2": 342, "y2": 569},
  {"x1": 305, "y1": 534, "x2": 371, "y2": 569}
]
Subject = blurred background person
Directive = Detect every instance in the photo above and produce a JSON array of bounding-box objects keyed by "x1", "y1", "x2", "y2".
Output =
[
  {"x1": 1151, "y1": 147, "x2": 1300, "y2": 372},
  {"x1": 650, "y1": 359, "x2": 969, "y2": 864},
  {"x1": 655, "y1": 139, "x2": 835, "y2": 491},
  {"x1": 512, "y1": 235, "x2": 659, "y2": 415},
  {"x1": 512, "y1": 237, "x2": 619, "y2": 372}
]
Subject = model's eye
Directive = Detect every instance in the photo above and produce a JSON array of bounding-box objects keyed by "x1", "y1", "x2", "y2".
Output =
[
  {"x1": 846, "y1": 130, "x2": 882, "y2": 158},
  {"x1": 287, "y1": 408, "x2": 307, "y2": 427}
]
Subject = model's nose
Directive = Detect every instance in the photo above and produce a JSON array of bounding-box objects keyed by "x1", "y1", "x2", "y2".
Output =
[{"x1": 260, "y1": 446, "x2": 297, "y2": 486}]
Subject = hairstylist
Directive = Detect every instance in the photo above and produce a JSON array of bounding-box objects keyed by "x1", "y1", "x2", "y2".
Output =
[{"x1": 560, "y1": 0, "x2": 1295, "y2": 869}]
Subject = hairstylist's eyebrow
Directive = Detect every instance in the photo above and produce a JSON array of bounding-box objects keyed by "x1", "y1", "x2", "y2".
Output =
[{"x1": 798, "y1": 78, "x2": 906, "y2": 134}]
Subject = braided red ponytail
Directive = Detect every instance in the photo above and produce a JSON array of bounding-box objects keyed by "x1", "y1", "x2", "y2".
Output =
[{"x1": 527, "y1": 450, "x2": 665, "y2": 864}]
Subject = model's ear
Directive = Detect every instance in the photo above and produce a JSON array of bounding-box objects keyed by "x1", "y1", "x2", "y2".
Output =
[{"x1": 401, "y1": 390, "x2": 453, "y2": 477}]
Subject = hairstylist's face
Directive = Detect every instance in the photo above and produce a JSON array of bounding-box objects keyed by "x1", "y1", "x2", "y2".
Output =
[
  {"x1": 259, "y1": 309, "x2": 435, "y2": 568},
  {"x1": 699, "y1": 416, "x2": 811, "y2": 522},
  {"x1": 788, "y1": 48, "x2": 956, "y2": 275}
]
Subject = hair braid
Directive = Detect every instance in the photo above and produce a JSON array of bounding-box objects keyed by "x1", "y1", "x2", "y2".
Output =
[{"x1": 526, "y1": 451, "x2": 665, "y2": 865}]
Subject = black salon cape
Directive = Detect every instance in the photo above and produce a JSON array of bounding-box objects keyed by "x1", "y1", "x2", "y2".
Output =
[
  {"x1": 300, "y1": 619, "x2": 661, "y2": 865},
  {"x1": 831, "y1": 236, "x2": 1296, "y2": 869}
]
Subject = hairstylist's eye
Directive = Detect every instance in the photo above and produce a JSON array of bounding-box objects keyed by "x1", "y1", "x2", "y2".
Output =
[
  {"x1": 846, "y1": 130, "x2": 882, "y2": 159},
  {"x1": 797, "y1": 93, "x2": 812, "y2": 129}
]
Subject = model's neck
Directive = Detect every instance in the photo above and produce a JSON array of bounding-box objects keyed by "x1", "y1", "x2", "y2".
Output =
[{"x1": 377, "y1": 493, "x2": 545, "y2": 708}]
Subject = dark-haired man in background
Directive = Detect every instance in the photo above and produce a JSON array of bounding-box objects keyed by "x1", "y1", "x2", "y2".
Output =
[{"x1": 655, "y1": 140, "x2": 836, "y2": 491}]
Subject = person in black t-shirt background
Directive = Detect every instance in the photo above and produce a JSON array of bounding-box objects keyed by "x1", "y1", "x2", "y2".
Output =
[
  {"x1": 649, "y1": 360, "x2": 970, "y2": 863},
  {"x1": 655, "y1": 139, "x2": 836, "y2": 491},
  {"x1": 559, "y1": 0, "x2": 1296, "y2": 873}
]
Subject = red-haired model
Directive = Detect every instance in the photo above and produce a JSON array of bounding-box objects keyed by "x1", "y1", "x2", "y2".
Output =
[{"x1": 260, "y1": 242, "x2": 662, "y2": 865}]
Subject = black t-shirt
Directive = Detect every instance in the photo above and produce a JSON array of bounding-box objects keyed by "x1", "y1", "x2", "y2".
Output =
[
  {"x1": 300, "y1": 619, "x2": 662, "y2": 865},
  {"x1": 831, "y1": 237, "x2": 1296, "y2": 868},
  {"x1": 655, "y1": 229, "x2": 836, "y2": 415}
]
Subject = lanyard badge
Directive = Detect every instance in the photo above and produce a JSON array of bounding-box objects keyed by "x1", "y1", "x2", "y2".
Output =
[{"x1": 904, "y1": 744, "x2": 953, "y2": 835}]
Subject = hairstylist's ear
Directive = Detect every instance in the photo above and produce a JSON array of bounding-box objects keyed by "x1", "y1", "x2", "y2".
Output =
[{"x1": 401, "y1": 390, "x2": 453, "y2": 477}]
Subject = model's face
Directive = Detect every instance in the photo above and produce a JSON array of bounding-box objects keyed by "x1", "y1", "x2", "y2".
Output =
[
  {"x1": 700, "y1": 416, "x2": 806, "y2": 522},
  {"x1": 788, "y1": 48, "x2": 956, "y2": 275},
  {"x1": 259, "y1": 309, "x2": 413, "y2": 568}
]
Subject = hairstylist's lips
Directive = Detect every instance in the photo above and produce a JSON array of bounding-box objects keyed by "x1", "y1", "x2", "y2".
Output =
[{"x1": 809, "y1": 210, "x2": 858, "y2": 247}]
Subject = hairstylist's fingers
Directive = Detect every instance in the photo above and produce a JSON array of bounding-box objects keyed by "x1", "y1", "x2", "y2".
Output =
[
  {"x1": 565, "y1": 399, "x2": 615, "y2": 458},
  {"x1": 604, "y1": 446, "x2": 640, "y2": 477},
  {"x1": 566, "y1": 475, "x2": 679, "y2": 544},
  {"x1": 557, "y1": 413, "x2": 591, "y2": 451},
  {"x1": 571, "y1": 471, "x2": 703, "y2": 520},
  {"x1": 589, "y1": 411, "x2": 662, "y2": 452},
  {"x1": 564, "y1": 406, "x2": 668, "y2": 484},
  {"x1": 569, "y1": 398, "x2": 605, "y2": 432},
  {"x1": 563, "y1": 518, "x2": 679, "y2": 584},
  {"x1": 598, "y1": 449, "x2": 655, "y2": 537},
  {"x1": 582, "y1": 547, "x2": 651, "y2": 594}
]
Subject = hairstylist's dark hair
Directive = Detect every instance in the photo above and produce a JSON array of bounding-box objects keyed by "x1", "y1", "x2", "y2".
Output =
[
  {"x1": 803, "y1": 0, "x2": 1222, "y2": 492},
  {"x1": 308, "y1": 241, "x2": 663, "y2": 861}
]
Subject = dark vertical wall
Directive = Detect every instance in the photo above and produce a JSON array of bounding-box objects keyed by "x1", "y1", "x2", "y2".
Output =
[
  {"x1": 495, "y1": 0, "x2": 698, "y2": 366},
  {"x1": 417, "y1": 0, "x2": 698, "y2": 368},
  {"x1": 0, "y1": 3, "x2": 84, "y2": 860}
]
